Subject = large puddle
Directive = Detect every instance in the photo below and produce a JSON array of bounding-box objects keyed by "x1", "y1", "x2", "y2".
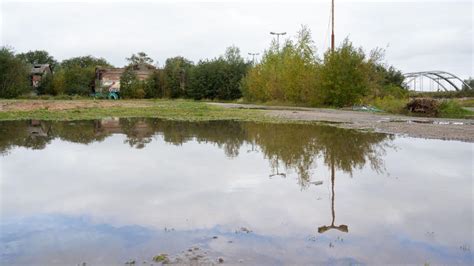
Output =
[{"x1": 0, "y1": 118, "x2": 472, "y2": 265}]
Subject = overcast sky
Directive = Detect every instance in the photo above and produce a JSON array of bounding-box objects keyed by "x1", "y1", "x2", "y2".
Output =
[{"x1": 1, "y1": 0, "x2": 472, "y2": 78}]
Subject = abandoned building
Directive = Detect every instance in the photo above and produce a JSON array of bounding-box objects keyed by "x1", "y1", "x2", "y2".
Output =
[
  {"x1": 94, "y1": 64, "x2": 155, "y2": 93},
  {"x1": 30, "y1": 64, "x2": 52, "y2": 88}
]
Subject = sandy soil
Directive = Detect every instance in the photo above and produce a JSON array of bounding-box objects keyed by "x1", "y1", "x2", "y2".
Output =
[{"x1": 209, "y1": 103, "x2": 474, "y2": 142}]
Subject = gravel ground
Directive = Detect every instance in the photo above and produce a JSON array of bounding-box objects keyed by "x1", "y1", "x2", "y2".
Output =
[{"x1": 208, "y1": 103, "x2": 474, "y2": 142}]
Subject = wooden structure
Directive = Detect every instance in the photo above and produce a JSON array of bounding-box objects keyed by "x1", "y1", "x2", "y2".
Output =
[
  {"x1": 30, "y1": 64, "x2": 52, "y2": 88},
  {"x1": 94, "y1": 64, "x2": 155, "y2": 93}
]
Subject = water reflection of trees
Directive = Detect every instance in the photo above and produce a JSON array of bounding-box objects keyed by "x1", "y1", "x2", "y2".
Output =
[{"x1": 0, "y1": 118, "x2": 392, "y2": 186}]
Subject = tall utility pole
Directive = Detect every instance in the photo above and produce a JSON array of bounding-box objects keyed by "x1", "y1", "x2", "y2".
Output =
[
  {"x1": 331, "y1": 0, "x2": 335, "y2": 52},
  {"x1": 248, "y1": 52, "x2": 260, "y2": 65},
  {"x1": 270, "y1": 32, "x2": 287, "y2": 50}
]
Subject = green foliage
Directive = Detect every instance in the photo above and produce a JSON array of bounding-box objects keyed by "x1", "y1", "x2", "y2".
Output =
[
  {"x1": 126, "y1": 52, "x2": 154, "y2": 66},
  {"x1": 320, "y1": 39, "x2": 369, "y2": 107},
  {"x1": 120, "y1": 68, "x2": 145, "y2": 99},
  {"x1": 189, "y1": 46, "x2": 249, "y2": 100},
  {"x1": 243, "y1": 26, "x2": 321, "y2": 105},
  {"x1": 16, "y1": 50, "x2": 58, "y2": 70},
  {"x1": 163, "y1": 56, "x2": 194, "y2": 98},
  {"x1": 462, "y1": 77, "x2": 473, "y2": 91},
  {"x1": 438, "y1": 100, "x2": 473, "y2": 118},
  {"x1": 144, "y1": 70, "x2": 165, "y2": 98},
  {"x1": 60, "y1": 55, "x2": 110, "y2": 69},
  {"x1": 372, "y1": 96, "x2": 408, "y2": 114},
  {"x1": 36, "y1": 72, "x2": 54, "y2": 95},
  {"x1": 243, "y1": 29, "x2": 407, "y2": 107},
  {"x1": 0, "y1": 47, "x2": 30, "y2": 98},
  {"x1": 59, "y1": 56, "x2": 111, "y2": 95}
]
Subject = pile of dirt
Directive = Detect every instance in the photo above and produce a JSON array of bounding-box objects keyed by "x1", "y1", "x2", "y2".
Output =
[{"x1": 406, "y1": 98, "x2": 440, "y2": 116}]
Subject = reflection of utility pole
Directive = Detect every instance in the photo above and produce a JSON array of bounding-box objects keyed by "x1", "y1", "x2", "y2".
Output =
[
  {"x1": 270, "y1": 32, "x2": 287, "y2": 50},
  {"x1": 269, "y1": 155, "x2": 286, "y2": 178},
  {"x1": 248, "y1": 52, "x2": 260, "y2": 65},
  {"x1": 331, "y1": 0, "x2": 335, "y2": 52},
  {"x1": 318, "y1": 155, "x2": 348, "y2": 234}
]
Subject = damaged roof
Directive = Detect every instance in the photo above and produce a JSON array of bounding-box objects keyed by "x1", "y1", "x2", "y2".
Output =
[{"x1": 31, "y1": 64, "x2": 51, "y2": 74}]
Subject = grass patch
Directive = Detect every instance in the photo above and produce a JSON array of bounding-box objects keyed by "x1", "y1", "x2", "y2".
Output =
[
  {"x1": 0, "y1": 99, "x2": 282, "y2": 122},
  {"x1": 454, "y1": 98, "x2": 474, "y2": 107},
  {"x1": 438, "y1": 100, "x2": 474, "y2": 118},
  {"x1": 370, "y1": 96, "x2": 409, "y2": 114}
]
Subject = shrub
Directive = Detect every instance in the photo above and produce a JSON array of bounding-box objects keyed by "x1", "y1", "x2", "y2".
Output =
[
  {"x1": 242, "y1": 25, "x2": 321, "y2": 105},
  {"x1": 438, "y1": 100, "x2": 473, "y2": 118},
  {"x1": 319, "y1": 39, "x2": 370, "y2": 107},
  {"x1": 0, "y1": 47, "x2": 30, "y2": 98},
  {"x1": 144, "y1": 70, "x2": 165, "y2": 98},
  {"x1": 189, "y1": 46, "x2": 249, "y2": 100},
  {"x1": 119, "y1": 68, "x2": 146, "y2": 99},
  {"x1": 372, "y1": 96, "x2": 408, "y2": 114},
  {"x1": 163, "y1": 56, "x2": 194, "y2": 98},
  {"x1": 60, "y1": 56, "x2": 111, "y2": 96}
]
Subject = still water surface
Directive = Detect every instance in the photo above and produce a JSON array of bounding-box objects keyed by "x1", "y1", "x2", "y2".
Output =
[{"x1": 0, "y1": 118, "x2": 472, "y2": 265}]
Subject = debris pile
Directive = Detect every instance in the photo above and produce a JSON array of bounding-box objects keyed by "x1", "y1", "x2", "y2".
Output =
[{"x1": 406, "y1": 98, "x2": 439, "y2": 116}]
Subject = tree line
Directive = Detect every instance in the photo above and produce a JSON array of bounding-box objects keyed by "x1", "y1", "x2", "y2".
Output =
[{"x1": 1, "y1": 25, "x2": 410, "y2": 106}]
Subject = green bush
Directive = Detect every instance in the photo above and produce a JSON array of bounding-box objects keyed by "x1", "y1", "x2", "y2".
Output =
[
  {"x1": 59, "y1": 56, "x2": 111, "y2": 96},
  {"x1": 163, "y1": 56, "x2": 194, "y2": 98},
  {"x1": 144, "y1": 70, "x2": 165, "y2": 98},
  {"x1": 119, "y1": 68, "x2": 146, "y2": 99},
  {"x1": 0, "y1": 47, "x2": 30, "y2": 98},
  {"x1": 372, "y1": 96, "x2": 408, "y2": 114},
  {"x1": 189, "y1": 46, "x2": 249, "y2": 100},
  {"x1": 319, "y1": 39, "x2": 369, "y2": 107},
  {"x1": 438, "y1": 100, "x2": 473, "y2": 118},
  {"x1": 243, "y1": 26, "x2": 321, "y2": 105}
]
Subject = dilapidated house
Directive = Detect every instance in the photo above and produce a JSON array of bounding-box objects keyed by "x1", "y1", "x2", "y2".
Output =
[
  {"x1": 30, "y1": 64, "x2": 52, "y2": 88},
  {"x1": 94, "y1": 64, "x2": 155, "y2": 93}
]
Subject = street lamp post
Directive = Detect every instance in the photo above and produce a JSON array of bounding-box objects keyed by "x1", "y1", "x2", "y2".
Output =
[
  {"x1": 270, "y1": 31, "x2": 286, "y2": 50},
  {"x1": 248, "y1": 52, "x2": 260, "y2": 65}
]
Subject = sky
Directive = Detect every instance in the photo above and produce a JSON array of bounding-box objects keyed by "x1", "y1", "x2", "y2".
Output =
[{"x1": 1, "y1": 0, "x2": 473, "y2": 79}]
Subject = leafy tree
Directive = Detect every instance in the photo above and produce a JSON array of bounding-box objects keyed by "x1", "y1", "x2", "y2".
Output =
[
  {"x1": 242, "y1": 26, "x2": 321, "y2": 105},
  {"x1": 462, "y1": 77, "x2": 474, "y2": 91},
  {"x1": 319, "y1": 39, "x2": 370, "y2": 107},
  {"x1": 163, "y1": 56, "x2": 194, "y2": 98},
  {"x1": 144, "y1": 70, "x2": 165, "y2": 98},
  {"x1": 37, "y1": 72, "x2": 54, "y2": 95},
  {"x1": 120, "y1": 68, "x2": 145, "y2": 99},
  {"x1": 0, "y1": 47, "x2": 30, "y2": 98},
  {"x1": 16, "y1": 50, "x2": 58, "y2": 70},
  {"x1": 126, "y1": 52, "x2": 154, "y2": 67},
  {"x1": 59, "y1": 55, "x2": 111, "y2": 95},
  {"x1": 60, "y1": 55, "x2": 110, "y2": 69},
  {"x1": 189, "y1": 46, "x2": 249, "y2": 100}
]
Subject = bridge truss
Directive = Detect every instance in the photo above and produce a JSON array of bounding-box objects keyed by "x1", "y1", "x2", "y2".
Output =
[{"x1": 403, "y1": 71, "x2": 472, "y2": 92}]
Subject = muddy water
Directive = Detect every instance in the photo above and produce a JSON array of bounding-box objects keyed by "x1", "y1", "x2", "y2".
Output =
[{"x1": 0, "y1": 118, "x2": 472, "y2": 265}]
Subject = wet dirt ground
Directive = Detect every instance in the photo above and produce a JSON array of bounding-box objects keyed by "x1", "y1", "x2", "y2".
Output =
[{"x1": 209, "y1": 103, "x2": 474, "y2": 142}]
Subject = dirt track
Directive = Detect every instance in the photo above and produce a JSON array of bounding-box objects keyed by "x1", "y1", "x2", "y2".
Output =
[{"x1": 208, "y1": 103, "x2": 474, "y2": 142}]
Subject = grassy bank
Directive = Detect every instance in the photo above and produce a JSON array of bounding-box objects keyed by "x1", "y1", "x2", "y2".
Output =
[
  {"x1": 0, "y1": 99, "x2": 275, "y2": 122},
  {"x1": 370, "y1": 97, "x2": 474, "y2": 119}
]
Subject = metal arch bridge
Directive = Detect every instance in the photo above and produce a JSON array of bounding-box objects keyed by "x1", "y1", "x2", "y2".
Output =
[{"x1": 403, "y1": 71, "x2": 472, "y2": 92}]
